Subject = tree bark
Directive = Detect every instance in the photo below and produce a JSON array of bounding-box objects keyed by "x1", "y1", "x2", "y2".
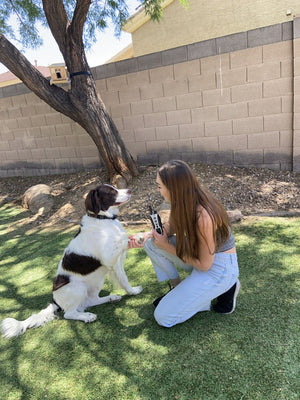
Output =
[{"x1": 0, "y1": 0, "x2": 139, "y2": 186}]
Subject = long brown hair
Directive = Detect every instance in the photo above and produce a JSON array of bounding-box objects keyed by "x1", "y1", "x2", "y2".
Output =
[{"x1": 158, "y1": 160, "x2": 230, "y2": 259}]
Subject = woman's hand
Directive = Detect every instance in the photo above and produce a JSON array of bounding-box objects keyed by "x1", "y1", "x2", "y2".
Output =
[
  {"x1": 128, "y1": 232, "x2": 152, "y2": 248},
  {"x1": 152, "y1": 227, "x2": 171, "y2": 251}
]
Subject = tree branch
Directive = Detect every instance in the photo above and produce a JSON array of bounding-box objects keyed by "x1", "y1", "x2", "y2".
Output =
[
  {"x1": 0, "y1": 33, "x2": 73, "y2": 116},
  {"x1": 42, "y1": 0, "x2": 69, "y2": 52},
  {"x1": 70, "y1": 0, "x2": 92, "y2": 41},
  {"x1": 42, "y1": 0, "x2": 90, "y2": 75}
]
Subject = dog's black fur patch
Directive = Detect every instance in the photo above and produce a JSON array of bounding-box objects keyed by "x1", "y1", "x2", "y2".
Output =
[
  {"x1": 62, "y1": 252, "x2": 102, "y2": 275},
  {"x1": 53, "y1": 274, "x2": 70, "y2": 291}
]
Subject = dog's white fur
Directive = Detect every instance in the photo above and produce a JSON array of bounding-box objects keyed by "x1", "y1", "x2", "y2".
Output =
[{"x1": 1, "y1": 184, "x2": 142, "y2": 338}]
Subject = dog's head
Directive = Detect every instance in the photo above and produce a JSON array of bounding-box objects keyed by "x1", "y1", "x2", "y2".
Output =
[{"x1": 85, "y1": 184, "x2": 131, "y2": 218}]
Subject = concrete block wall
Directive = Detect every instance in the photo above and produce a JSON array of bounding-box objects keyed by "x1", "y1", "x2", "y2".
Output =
[
  {"x1": 0, "y1": 19, "x2": 299, "y2": 177},
  {"x1": 293, "y1": 18, "x2": 300, "y2": 172},
  {"x1": 0, "y1": 94, "x2": 101, "y2": 176}
]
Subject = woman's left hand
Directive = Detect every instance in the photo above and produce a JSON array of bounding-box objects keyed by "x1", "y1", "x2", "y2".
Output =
[
  {"x1": 128, "y1": 232, "x2": 152, "y2": 248},
  {"x1": 152, "y1": 227, "x2": 170, "y2": 250}
]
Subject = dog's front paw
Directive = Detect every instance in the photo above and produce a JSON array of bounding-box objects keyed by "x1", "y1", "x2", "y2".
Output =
[
  {"x1": 83, "y1": 312, "x2": 97, "y2": 323},
  {"x1": 128, "y1": 286, "x2": 143, "y2": 295},
  {"x1": 109, "y1": 295, "x2": 122, "y2": 303}
]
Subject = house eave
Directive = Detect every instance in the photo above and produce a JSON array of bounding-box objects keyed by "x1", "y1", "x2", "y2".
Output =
[{"x1": 123, "y1": 0, "x2": 175, "y2": 33}]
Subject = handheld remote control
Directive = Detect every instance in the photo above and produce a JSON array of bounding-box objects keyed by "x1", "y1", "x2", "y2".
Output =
[{"x1": 149, "y1": 206, "x2": 163, "y2": 235}]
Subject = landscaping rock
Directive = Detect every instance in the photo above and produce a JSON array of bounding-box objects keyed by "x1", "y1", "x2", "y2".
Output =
[
  {"x1": 0, "y1": 163, "x2": 298, "y2": 228},
  {"x1": 227, "y1": 209, "x2": 243, "y2": 222},
  {"x1": 22, "y1": 184, "x2": 54, "y2": 215}
]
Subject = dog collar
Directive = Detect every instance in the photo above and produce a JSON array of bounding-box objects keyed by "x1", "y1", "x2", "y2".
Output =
[
  {"x1": 87, "y1": 211, "x2": 117, "y2": 220},
  {"x1": 96, "y1": 214, "x2": 117, "y2": 220}
]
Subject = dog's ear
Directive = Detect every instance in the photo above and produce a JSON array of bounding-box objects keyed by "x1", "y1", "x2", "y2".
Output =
[{"x1": 85, "y1": 188, "x2": 101, "y2": 215}]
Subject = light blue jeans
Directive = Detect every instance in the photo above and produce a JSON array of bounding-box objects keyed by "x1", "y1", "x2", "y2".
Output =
[{"x1": 144, "y1": 236, "x2": 239, "y2": 328}]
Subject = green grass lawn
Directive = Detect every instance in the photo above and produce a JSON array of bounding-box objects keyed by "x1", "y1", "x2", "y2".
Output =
[{"x1": 0, "y1": 203, "x2": 299, "y2": 400}]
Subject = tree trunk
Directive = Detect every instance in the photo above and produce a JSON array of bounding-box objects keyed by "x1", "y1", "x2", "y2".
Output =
[
  {"x1": 0, "y1": 0, "x2": 139, "y2": 186},
  {"x1": 42, "y1": 0, "x2": 139, "y2": 186},
  {"x1": 67, "y1": 79, "x2": 139, "y2": 187}
]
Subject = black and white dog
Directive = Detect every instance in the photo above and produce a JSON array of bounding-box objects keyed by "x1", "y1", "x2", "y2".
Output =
[{"x1": 1, "y1": 184, "x2": 142, "y2": 338}]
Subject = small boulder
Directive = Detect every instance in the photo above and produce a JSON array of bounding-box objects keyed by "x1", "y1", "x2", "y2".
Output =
[
  {"x1": 227, "y1": 209, "x2": 243, "y2": 222},
  {"x1": 22, "y1": 184, "x2": 54, "y2": 215}
]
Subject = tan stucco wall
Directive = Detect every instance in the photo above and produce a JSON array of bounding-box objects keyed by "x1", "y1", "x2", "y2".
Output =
[
  {"x1": 130, "y1": 0, "x2": 299, "y2": 56},
  {"x1": 106, "y1": 44, "x2": 134, "y2": 63}
]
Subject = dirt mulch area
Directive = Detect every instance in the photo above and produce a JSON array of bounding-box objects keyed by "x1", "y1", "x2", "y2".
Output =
[{"x1": 0, "y1": 163, "x2": 299, "y2": 228}]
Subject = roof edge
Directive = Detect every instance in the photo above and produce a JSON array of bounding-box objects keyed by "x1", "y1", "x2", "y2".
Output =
[{"x1": 123, "y1": 0, "x2": 175, "y2": 33}]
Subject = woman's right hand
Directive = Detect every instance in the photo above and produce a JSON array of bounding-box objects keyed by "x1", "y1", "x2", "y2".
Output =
[{"x1": 152, "y1": 227, "x2": 170, "y2": 250}]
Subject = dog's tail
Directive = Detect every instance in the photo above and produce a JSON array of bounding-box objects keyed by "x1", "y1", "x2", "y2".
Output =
[{"x1": 1, "y1": 302, "x2": 60, "y2": 339}]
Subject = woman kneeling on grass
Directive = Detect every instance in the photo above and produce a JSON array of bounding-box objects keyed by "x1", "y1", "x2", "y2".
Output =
[{"x1": 129, "y1": 160, "x2": 240, "y2": 328}]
